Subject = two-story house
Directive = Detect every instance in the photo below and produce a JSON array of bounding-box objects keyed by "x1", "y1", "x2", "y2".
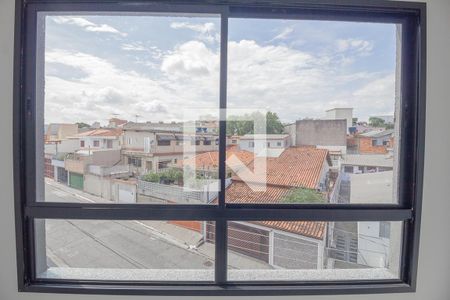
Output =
[{"x1": 122, "y1": 122, "x2": 219, "y2": 175}]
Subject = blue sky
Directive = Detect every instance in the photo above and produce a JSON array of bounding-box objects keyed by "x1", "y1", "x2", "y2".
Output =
[{"x1": 43, "y1": 14, "x2": 397, "y2": 124}]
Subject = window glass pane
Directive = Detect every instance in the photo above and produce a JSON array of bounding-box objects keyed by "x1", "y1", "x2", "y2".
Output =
[
  {"x1": 38, "y1": 13, "x2": 221, "y2": 204},
  {"x1": 35, "y1": 219, "x2": 215, "y2": 281},
  {"x1": 224, "y1": 221, "x2": 402, "y2": 281},
  {"x1": 225, "y1": 18, "x2": 400, "y2": 204}
]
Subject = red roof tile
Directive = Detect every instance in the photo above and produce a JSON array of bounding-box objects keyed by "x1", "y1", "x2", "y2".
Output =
[
  {"x1": 75, "y1": 128, "x2": 123, "y2": 137},
  {"x1": 233, "y1": 147, "x2": 330, "y2": 189},
  {"x1": 179, "y1": 148, "x2": 254, "y2": 170}
]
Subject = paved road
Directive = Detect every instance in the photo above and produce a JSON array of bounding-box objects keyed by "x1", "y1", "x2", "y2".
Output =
[{"x1": 43, "y1": 183, "x2": 214, "y2": 270}]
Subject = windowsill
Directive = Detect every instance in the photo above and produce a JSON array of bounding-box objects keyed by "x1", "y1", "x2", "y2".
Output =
[{"x1": 39, "y1": 267, "x2": 397, "y2": 282}]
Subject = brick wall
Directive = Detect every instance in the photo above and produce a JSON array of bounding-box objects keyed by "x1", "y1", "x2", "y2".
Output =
[
  {"x1": 168, "y1": 220, "x2": 202, "y2": 233},
  {"x1": 358, "y1": 137, "x2": 388, "y2": 154}
]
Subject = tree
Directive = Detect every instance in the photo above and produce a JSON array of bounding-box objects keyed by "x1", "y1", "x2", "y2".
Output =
[
  {"x1": 368, "y1": 117, "x2": 386, "y2": 128},
  {"x1": 266, "y1": 111, "x2": 284, "y2": 134},
  {"x1": 226, "y1": 111, "x2": 284, "y2": 135},
  {"x1": 281, "y1": 188, "x2": 326, "y2": 204},
  {"x1": 76, "y1": 122, "x2": 91, "y2": 129}
]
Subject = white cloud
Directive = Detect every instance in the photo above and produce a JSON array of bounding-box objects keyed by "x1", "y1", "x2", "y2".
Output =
[
  {"x1": 336, "y1": 38, "x2": 374, "y2": 55},
  {"x1": 161, "y1": 41, "x2": 218, "y2": 78},
  {"x1": 52, "y1": 16, "x2": 127, "y2": 37},
  {"x1": 270, "y1": 27, "x2": 294, "y2": 42},
  {"x1": 44, "y1": 37, "x2": 394, "y2": 124},
  {"x1": 170, "y1": 21, "x2": 219, "y2": 43},
  {"x1": 44, "y1": 47, "x2": 218, "y2": 124},
  {"x1": 121, "y1": 43, "x2": 147, "y2": 51}
]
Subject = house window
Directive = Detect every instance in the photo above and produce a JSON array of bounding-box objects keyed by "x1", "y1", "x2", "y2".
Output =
[
  {"x1": 128, "y1": 157, "x2": 141, "y2": 167},
  {"x1": 80, "y1": 140, "x2": 85, "y2": 147},
  {"x1": 277, "y1": 142, "x2": 282, "y2": 147},
  {"x1": 93, "y1": 140, "x2": 100, "y2": 147},
  {"x1": 106, "y1": 140, "x2": 113, "y2": 149},
  {"x1": 15, "y1": 0, "x2": 425, "y2": 296},
  {"x1": 204, "y1": 139, "x2": 212, "y2": 146},
  {"x1": 157, "y1": 140, "x2": 171, "y2": 146}
]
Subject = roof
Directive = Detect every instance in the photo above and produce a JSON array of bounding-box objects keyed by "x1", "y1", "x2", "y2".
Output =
[
  {"x1": 178, "y1": 148, "x2": 254, "y2": 170},
  {"x1": 349, "y1": 171, "x2": 394, "y2": 204},
  {"x1": 360, "y1": 129, "x2": 394, "y2": 138},
  {"x1": 123, "y1": 122, "x2": 183, "y2": 132},
  {"x1": 234, "y1": 147, "x2": 331, "y2": 189},
  {"x1": 225, "y1": 181, "x2": 326, "y2": 240},
  {"x1": 325, "y1": 107, "x2": 353, "y2": 112},
  {"x1": 240, "y1": 134, "x2": 290, "y2": 140},
  {"x1": 46, "y1": 123, "x2": 77, "y2": 135},
  {"x1": 215, "y1": 146, "x2": 330, "y2": 240},
  {"x1": 342, "y1": 154, "x2": 394, "y2": 168},
  {"x1": 74, "y1": 128, "x2": 123, "y2": 137}
]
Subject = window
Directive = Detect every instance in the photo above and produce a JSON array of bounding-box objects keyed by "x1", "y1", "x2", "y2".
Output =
[
  {"x1": 204, "y1": 139, "x2": 212, "y2": 146},
  {"x1": 80, "y1": 140, "x2": 85, "y2": 147},
  {"x1": 106, "y1": 139, "x2": 113, "y2": 149},
  {"x1": 14, "y1": 0, "x2": 425, "y2": 296},
  {"x1": 277, "y1": 142, "x2": 282, "y2": 147},
  {"x1": 128, "y1": 157, "x2": 142, "y2": 168},
  {"x1": 157, "y1": 140, "x2": 171, "y2": 146},
  {"x1": 93, "y1": 140, "x2": 100, "y2": 147}
]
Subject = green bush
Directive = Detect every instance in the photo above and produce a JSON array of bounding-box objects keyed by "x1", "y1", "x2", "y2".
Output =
[
  {"x1": 141, "y1": 172, "x2": 160, "y2": 183},
  {"x1": 281, "y1": 188, "x2": 326, "y2": 204}
]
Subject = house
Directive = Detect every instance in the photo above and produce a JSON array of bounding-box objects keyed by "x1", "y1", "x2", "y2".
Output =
[
  {"x1": 325, "y1": 108, "x2": 354, "y2": 133},
  {"x1": 204, "y1": 147, "x2": 334, "y2": 269},
  {"x1": 44, "y1": 123, "x2": 78, "y2": 142},
  {"x1": 177, "y1": 146, "x2": 254, "y2": 177},
  {"x1": 108, "y1": 118, "x2": 128, "y2": 128},
  {"x1": 284, "y1": 120, "x2": 347, "y2": 162},
  {"x1": 349, "y1": 171, "x2": 396, "y2": 268},
  {"x1": 356, "y1": 129, "x2": 394, "y2": 154},
  {"x1": 238, "y1": 134, "x2": 291, "y2": 153},
  {"x1": 73, "y1": 128, "x2": 123, "y2": 151},
  {"x1": 121, "y1": 122, "x2": 219, "y2": 175},
  {"x1": 341, "y1": 154, "x2": 394, "y2": 174}
]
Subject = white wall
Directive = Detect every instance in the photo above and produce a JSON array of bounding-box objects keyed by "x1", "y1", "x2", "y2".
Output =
[{"x1": 1, "y1": 0, "x2": 450, "y2": 299}]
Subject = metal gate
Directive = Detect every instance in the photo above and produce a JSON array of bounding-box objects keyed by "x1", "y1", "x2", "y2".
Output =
[{"x1": 69, "y1": 172, "x2": 84, "y2": 190}]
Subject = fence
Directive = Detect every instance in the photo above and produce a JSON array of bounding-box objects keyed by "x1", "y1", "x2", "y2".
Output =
[{"x1": 137, "y1": 178, "x2": 231, "y2": 204}]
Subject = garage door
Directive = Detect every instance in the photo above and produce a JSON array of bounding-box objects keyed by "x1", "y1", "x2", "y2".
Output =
[
  {"x1": 57, "y1": 167, "x2": 68, "y2": 184},
  {"x1": 69, "y1": 173, "x2": 84, "y2": 190},
  {"x1": 118, "y1": 185, "x2": 135, "y2": 203}
]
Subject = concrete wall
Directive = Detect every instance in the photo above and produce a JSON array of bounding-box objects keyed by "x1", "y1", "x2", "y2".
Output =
[
  {"x1": 84, "y1": 174, "x2": 112, "y2": 200},
  {"x1": 295, "y1": 120, "x2": 347, "y2": 147},
  {"x1": 1, "y1": 1, "x2": 450, "y2": 300}
]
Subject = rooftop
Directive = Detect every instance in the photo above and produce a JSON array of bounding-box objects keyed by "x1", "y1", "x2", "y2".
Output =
[
  {"x1": 240, "y1": 134, "x2": 290, "y2": 140},
  {"x1": 178, "y1": 148, "x2": 254, "y2": 170},
  {"x1": 359, "y1": 129, "x2": 395, "y2": 138},
  {"x1": 234, "y1": 147, "x2": 331, "y2": 189},
  {"x1": 342, "y1": 154, "x2": 394, "y2": 168},
  {"x1": 349, "y1": 171, "x2": 394, "y2": 204},
  {"x1": 74, "y1": 128, "x2": 123, "y2": 137}
]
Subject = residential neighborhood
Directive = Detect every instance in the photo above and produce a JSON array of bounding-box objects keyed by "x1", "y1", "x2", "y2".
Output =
[{"x1": 41, "y1": 107, "x2": 399, "y2": 277}]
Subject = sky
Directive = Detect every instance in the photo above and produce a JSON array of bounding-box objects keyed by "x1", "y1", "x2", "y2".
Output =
[{"x1": 42, "y1": 13, "x2": 398, "y2": 125}]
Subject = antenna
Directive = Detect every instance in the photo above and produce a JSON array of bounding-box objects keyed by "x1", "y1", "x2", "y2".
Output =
[{"x1": 135, "y1": 114, "x2": 141, "y2": 123}]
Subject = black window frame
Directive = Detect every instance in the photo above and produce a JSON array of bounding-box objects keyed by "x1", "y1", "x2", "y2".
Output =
[{"x1": 13, "y1": 0, "x2": 426, "y2": 296}]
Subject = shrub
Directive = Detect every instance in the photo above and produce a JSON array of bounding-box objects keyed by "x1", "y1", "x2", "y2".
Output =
[{"x1": 281, "y1": 188, "x2": 326, "y2": 204}]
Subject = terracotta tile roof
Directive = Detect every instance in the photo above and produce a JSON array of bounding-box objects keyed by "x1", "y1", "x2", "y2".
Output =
[
  {"x1": 75, "y1": 128, "x2": 123, "y2": 137},
  {"x1": 178, "y1": 148, "x2": 254, "y2": 170},
  {"x1": 257, "y1": 221, "x2": 326, "y2": 240},
  {"x1": 233, "y1": 147, "x2": 331, "y2": 189},
  {"x1": 221, "y1": 146, "x2": 330, "y2": 240},
  {"x1": 223, "y1": 181, "x2": 326, "y2": 240}
]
